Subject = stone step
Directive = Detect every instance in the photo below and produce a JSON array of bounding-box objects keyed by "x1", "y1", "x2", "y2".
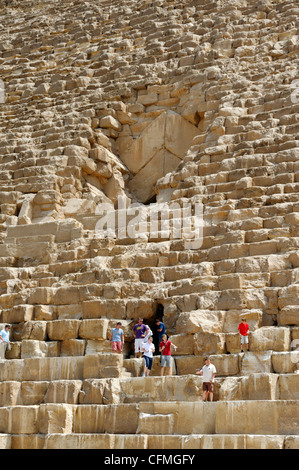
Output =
[
  {"x1": 14, "y1": 432, "x2": 296, "y2": 450},
  {"x1": 0, "y1": 353, "x2": 124, "y2": 382},
  {"x1": 0, "y1": 400, "x2": 297, "y2": 436}
]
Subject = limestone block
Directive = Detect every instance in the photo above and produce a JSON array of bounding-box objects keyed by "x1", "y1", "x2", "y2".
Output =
[
  {"x1": 249, "y1": 326, "x2": 291, "y2": 352},
  {"x1": 272, "y1": 352, "x2": 299, "y2": 374},
  {"x1": 2, "y1": 304, "x2": 34, "y2": 323},
  {"x1": 44, "y1": 433, "x2": 114, "y2": 449},
  {"x1": 100, "y1": 115, "x2": 121, "y2": 131},
  {"x1": 168, "y1": 334, "x2": 194, "y2": 355},
  {"x1": 0, "y1": 406, "x2": 39, "y2": 434},
  {"x1": 240, "y1": 373, "x2": 278, "y2": 400},
  {"x1": 216, "y1": 401, "x2": 299, "y2": 435},
  {"x1": 57, "y1": 304, "x2": 81, "y2": 320},
  {"x1": 34, "y1": 305, "x2": 56, "y2": 321},
  {"x1": 39, "y1": 404, "x2": 73, "y2": 434},
  {"x1": 0, "y1": 381, "x2": 21, "y2": 406},
  {"x1": 44, "y1": 380, "x2": 82, "y2": 404},
  {"x1": 83, "y1": 353, "x2": 123, "y2": 379},
  {"x1": 241, "y1": 351, "x2": 272, "y2": 375},
  {"x1": 82, "y1": 299, "x2": 126, "y2": 320},
  {"x1": 139, "y1": 402, "x2": 217, "y2": 435},
  {"x1": 137, "y1": 412, "x2": 175, "y2": 435},
  {"x1": 147, "y1": 435, "x2": 183, "y2": 450},
  {"x1": 27, "y1": 287, "x2": 54, "y2": 305},
  {"x1": 21, "y1": 340, "x2": 59, "y2": 358},
  {"x1": 194, "y1": 331, "x2": 226, "y2": 355},
  {"x1": 279, "y1": 306, "x2": 299, "y2": 326},
  {"x1": 20, "y1": 381, "x2": 49, "y2": 406},
  {"x1": 11, "y1": 434, "x2": 45, "y2": 450},
  {"x1": 128, "y1": 149, "x2": 181, "y2": 203},
  {"x1": 60, "y1": 339, "x2": 86, "y2": 357},
  {"x1": 176, "y1": 310, "x2": 226, "y2": 335},
  {"x1": 12, "y1": 321, "x2": 47, "y2": 341},
  {"x1": 278, "y1": 374, "x2": 299, "y2": 400},
  {"x1": 79, "y1": 319, "x2": 109, "y2": 340},
  {"x1": 79, "y1": 378, "x2": 108, "y2": 405},
  {"x1": 47, "y1": 320, "x2": 81, "y2": 341},
  {"x1": 22, "y1": 357, "x2": 85, "y2": 382},
  {"x1": 278, "y1": 285, "x2": 299, "y2": 309}
]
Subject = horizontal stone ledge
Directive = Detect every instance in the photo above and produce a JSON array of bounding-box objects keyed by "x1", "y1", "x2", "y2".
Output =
[
  {"x1": 9, "y1": 433, "x2": 299, "y2": 450},
  {"x1": 0, "y1": 353, "x2": 123, "y2": 382},
  {"x1": 1, "y1": 401, "x2": 297, "y2": 436}
]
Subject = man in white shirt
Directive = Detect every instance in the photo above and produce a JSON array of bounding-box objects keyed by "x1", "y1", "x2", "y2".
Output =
[
  {"x1": 196, "y1": 357, "x2": 216, "y2": 402},
  {"x1": 0, "y1": 325, "x2": 11, "y2": 359}
]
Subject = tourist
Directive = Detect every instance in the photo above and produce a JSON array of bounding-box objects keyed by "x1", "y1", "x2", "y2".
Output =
[
  {"x1": 238, "y1": 318, "x2": 249, "y2": 352},
  {"x1": 142, "y1": 336, "x2": 155, "y2": 376},
  {"x1": 196, "y1": 357, "x2": 216, "y2": 402},
  {"x1": 159, "y1": 333, "x2": 177, "y2": 376},
  {"x1": 109, "y1": 322, "x2": 124, "y2": 354},
  {"x1": 0, "y1": 325, "x2": 11, "y2": 359},
  {"x1": 132, "y1": 318, "x2": 149, "y2": 358},
  {"x1": 155, "y1": 319, "x2": 166, "y2": 344}
]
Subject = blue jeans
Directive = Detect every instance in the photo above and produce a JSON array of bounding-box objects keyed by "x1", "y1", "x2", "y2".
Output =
[{"x1": 144, "y1": 355, "x2": 153, "y2": 370}]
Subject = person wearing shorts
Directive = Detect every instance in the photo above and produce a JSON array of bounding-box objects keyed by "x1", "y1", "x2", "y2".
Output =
[
  {"x1": 132, "y1": 318, "x2": 149, "y2": 358},
  {"x1": 159, "y1": 334, "x2": 177, "y2": 376},
  {"x1": 196, "y1": 357, "x2": 216, "y2": 402},
  {"x1": 142, "y1": 336, "x2": 155, "y2": 376},
  {"x1": 0, "y1": 325, "x2": 11, "y2": 359},
  {"x1": 109, "y1": 322, "x2": 124, "y2": 354},
  {"x1": 238, "y1": 318, "x2": 249, "y2": 352}
]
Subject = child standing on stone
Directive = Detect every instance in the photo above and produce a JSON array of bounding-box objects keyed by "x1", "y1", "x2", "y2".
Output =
[{"x1": 238, "y1": 318, "x2": 249, "y2": 352}]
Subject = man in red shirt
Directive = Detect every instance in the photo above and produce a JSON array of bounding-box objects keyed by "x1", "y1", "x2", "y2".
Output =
[
  {"x1": 238, "y1": 318, "x2": 249, "y2": 352},
  {"x1": 159, "y1": 334, "x2": 178, "y2": 376}
]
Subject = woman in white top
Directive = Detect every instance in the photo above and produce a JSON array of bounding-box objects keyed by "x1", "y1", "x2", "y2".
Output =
[{"x1": 142, "y1": 336, "x2": 155, "y2": 377}]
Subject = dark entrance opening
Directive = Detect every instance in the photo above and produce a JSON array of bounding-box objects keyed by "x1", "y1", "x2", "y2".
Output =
[{"x1": 149, "y1": 302, "x2": 164, "y2": 355}]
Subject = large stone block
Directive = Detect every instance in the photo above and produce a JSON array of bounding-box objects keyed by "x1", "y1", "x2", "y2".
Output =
[
  {"x1": 216, "y1": 401, "x2": 299, "y2": 435},
  {"x1": 194, "y1": 331, "x2": 226, "y2": 355},
  {"x1": 47, "y1": 320, "x2": 81, "y2": 341},
  {"x1": 39, "y1": 404, "x2": 73, "y2": 434},
  {"x1": 176, "y1": 310, "x2": 226, "y2": 335},
  {"x1": 249, "y1": 326, "x2": 291, "y2": 352}
]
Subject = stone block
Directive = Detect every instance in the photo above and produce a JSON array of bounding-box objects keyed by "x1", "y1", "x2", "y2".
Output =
[
  {"x1": 176, "y1": 310, "x2": 226, "y2": 335},
  {"x1": 215, "y1": 401, "x2": 299, "y2": 435},
  {"x1": 272, "y1": 352, "x2": 299, "y2": 374},
  {"x1": 249, "y1": 326, "x2": 291, "y2": 352},
  {"x1": 39, "y1": 404, "x2": 73, "y2": 434},
  {"x1": 279, "y1": 306, "x2": 299, "y2": 326},
  {"x1": 241, "y1": 351, "x2": 272, "y2": 375},
  {"x1": 47, "y1": 320, "x2": 81, "y2": 341},
  {"x1": 79, "y1": 319, "x2": 109, "y2": 340},
  {"x1": 0, "y1": 381, "x2": 21, "y2": 406},
  {"x1": 194, "y1": 331, "x2": 226, "y2": 355},
  {"x1": 44, "y1": 380, "x2": 82, "y2": 404},
  {"x1": 168, "y1": 334, "x2": 194, "y2": 355},
  {"x1": 60, "y1": 339, "x2": 86, "y2": 357}
]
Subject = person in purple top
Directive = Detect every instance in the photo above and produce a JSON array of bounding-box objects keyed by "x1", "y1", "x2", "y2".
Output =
[{"x1": 132, "y1": 318, "x2": 149, "y2": 358}]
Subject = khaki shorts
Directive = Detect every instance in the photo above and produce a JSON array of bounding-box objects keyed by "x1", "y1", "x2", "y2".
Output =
[{"x1": 241, "y1": 335, "x2": 249, "y2": 344}]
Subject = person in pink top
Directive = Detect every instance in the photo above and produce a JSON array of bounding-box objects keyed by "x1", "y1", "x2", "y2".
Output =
[{"x1": 238, "y1": 318, "x2": 249, "y2": 352}]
